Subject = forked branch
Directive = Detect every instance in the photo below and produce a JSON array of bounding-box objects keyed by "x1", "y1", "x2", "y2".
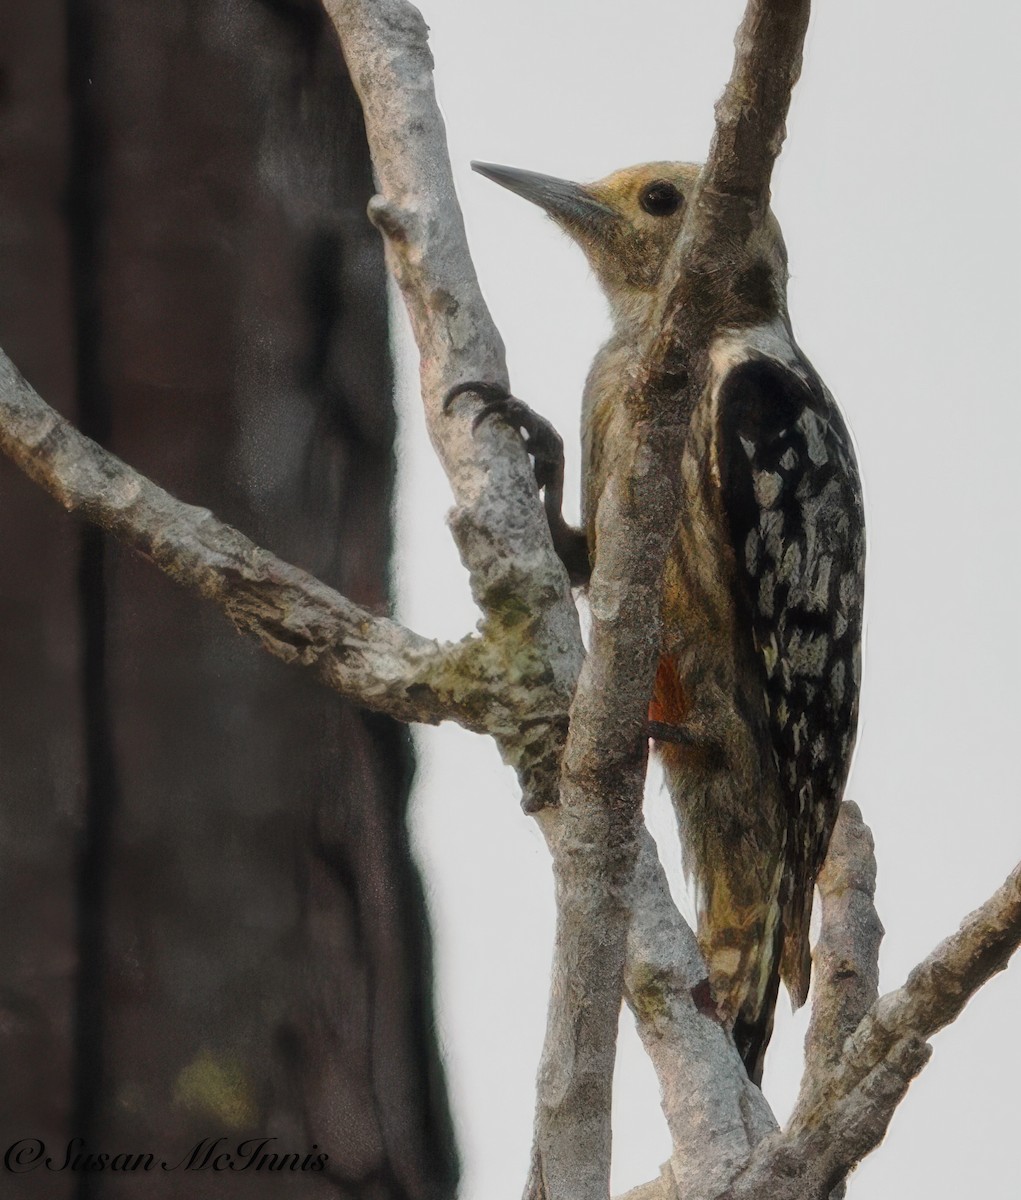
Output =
[
  {"x1": 708, "y1": 816, "x2": 1018, "y2": 1200},
  {"x1": 626, "y1": 810, "x2": 1020, "y2": 1200},
  {"x1": 777, "y1": 854, "x2": 1021, "y2": 1193}
]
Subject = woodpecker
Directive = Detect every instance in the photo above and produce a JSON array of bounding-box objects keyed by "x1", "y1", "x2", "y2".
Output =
[{"x1": 449, "y1": 161, "x2": 865, "y2": 1085}]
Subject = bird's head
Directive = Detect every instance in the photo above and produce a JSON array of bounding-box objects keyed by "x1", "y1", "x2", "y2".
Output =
[{"x1": 473, "y1": 160, "x2": 787, "y2": 326}]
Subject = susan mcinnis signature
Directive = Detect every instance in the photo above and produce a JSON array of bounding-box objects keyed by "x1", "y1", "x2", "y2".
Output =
[{"x1": 3, "y1": 1136, "x2": 328, "y2": 1174}]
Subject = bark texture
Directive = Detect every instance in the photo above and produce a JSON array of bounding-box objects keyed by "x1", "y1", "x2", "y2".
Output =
[{"x1": 0, "y1": 3, "x2": 455, "y2": 1198}]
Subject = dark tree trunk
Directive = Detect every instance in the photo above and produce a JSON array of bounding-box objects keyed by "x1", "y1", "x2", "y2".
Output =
[{"x1": 0, "y1": 3, "x2": 457, "y2": 1197}]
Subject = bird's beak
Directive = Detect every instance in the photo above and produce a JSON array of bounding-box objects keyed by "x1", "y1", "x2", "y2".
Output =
[{"x1": 471, "y1": 161, "x2": 618, "y2": 234}]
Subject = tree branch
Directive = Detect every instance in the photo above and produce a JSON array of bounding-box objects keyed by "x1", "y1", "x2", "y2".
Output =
[
  {"x1": 794, "y1": 802, "x2": 883, "y2": 1121},
  {"x1": 514, "y1": 0, "x2": 816, "y2": 1191},
  {"x1": 623, "y1": 829, "x2": 776, "y2": 1199},
  {"x1": 325, "y1": 4, "x2": 641, "y2": 1195},
  {"x1": 720, "y1": 857, "x2": 1021, "y2": 1200},
  {"x1": 606, "y1": 1, "x2": 815, "y2": 1190},
  {"x1": 707, "y1": 0, "x2": 811, "y2": 206},
  {"x1": 617, "y1": 1165, "x2": 675, "y2": 1200},
  {"x1": 324, "y1": 0, "x2": 584, "y2": 811},
  {"x1": 317, "y1": 4, "x2": 1021, "y2": 1197},
  {"x1": 520, "y1": 418, "x2": 689, "y2": 1199},
  {"x1": 0, "y1": 347, "x2": 497, "y2": 732},
  {"x1": 636, "y1": 0, "x2": 812, "y2": 423},
  {"x1": 791, "y1": 856, "x2": 1021, "y2": 1181}
]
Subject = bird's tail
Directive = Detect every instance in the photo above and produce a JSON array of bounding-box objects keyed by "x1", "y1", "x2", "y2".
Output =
[
  {"x1": 732, "y1": 875, "x2": 815, "y2": 1084},
  {"x1": 729, "y1": 917, "x2": 783, "y2": 1087},
  {"x1": 649, "y1": 652, "x2": 793, "y2": 1085},
  {"x1": 695, "y1": 887, "x2": 786, "y2": 1087},
  {"x1": 780, "y1": 883, "x2": 814, "y2": 1009}
]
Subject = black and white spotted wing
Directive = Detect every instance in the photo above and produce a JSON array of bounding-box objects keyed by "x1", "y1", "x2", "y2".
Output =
[{"x1": 716, "y1": 354, "x2": 866, "y2": 989}]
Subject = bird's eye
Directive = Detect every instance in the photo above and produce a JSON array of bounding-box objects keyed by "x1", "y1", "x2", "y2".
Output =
[{"x1": 639, "y1": 180, "x2": 682, "y2": 217}]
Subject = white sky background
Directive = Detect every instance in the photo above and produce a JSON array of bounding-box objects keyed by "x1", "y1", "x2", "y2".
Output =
[{"x1": 392, "y1": 3, "x2": 1021, "y2": 1197}]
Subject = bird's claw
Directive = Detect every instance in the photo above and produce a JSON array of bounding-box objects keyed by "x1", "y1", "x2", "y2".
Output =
[
  {"x1": 444, "y1": 381, "x2": 589, "y2": 585},
  {"x1": 443, "y1": 380, "x2": 507, "y2": 413},
  {"x1": 444, "y1": 381, "x2": 565, "y2": 491}
]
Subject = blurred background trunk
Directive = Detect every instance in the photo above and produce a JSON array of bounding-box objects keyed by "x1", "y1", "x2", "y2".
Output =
[{"x1": 0, "y1": 2, "x2": 457, "y2": 1196}]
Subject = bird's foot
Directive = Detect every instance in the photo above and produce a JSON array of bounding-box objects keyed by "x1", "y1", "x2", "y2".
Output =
[
  {"x1": 444, "y1": 381, "x2": 590, "y2": 585},
  {"x1": 690, "y1": 978, "x2": 727, "y2": 1026},
  {"x1": 646, "y1": 719, "x2": 726, "y2": 767},
  {"x1": 444, "y1": 381, "x2": 564, "y2": 491},
  {"x1": 645, "y1": 719, "x2": 698, "y2": 747}
]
